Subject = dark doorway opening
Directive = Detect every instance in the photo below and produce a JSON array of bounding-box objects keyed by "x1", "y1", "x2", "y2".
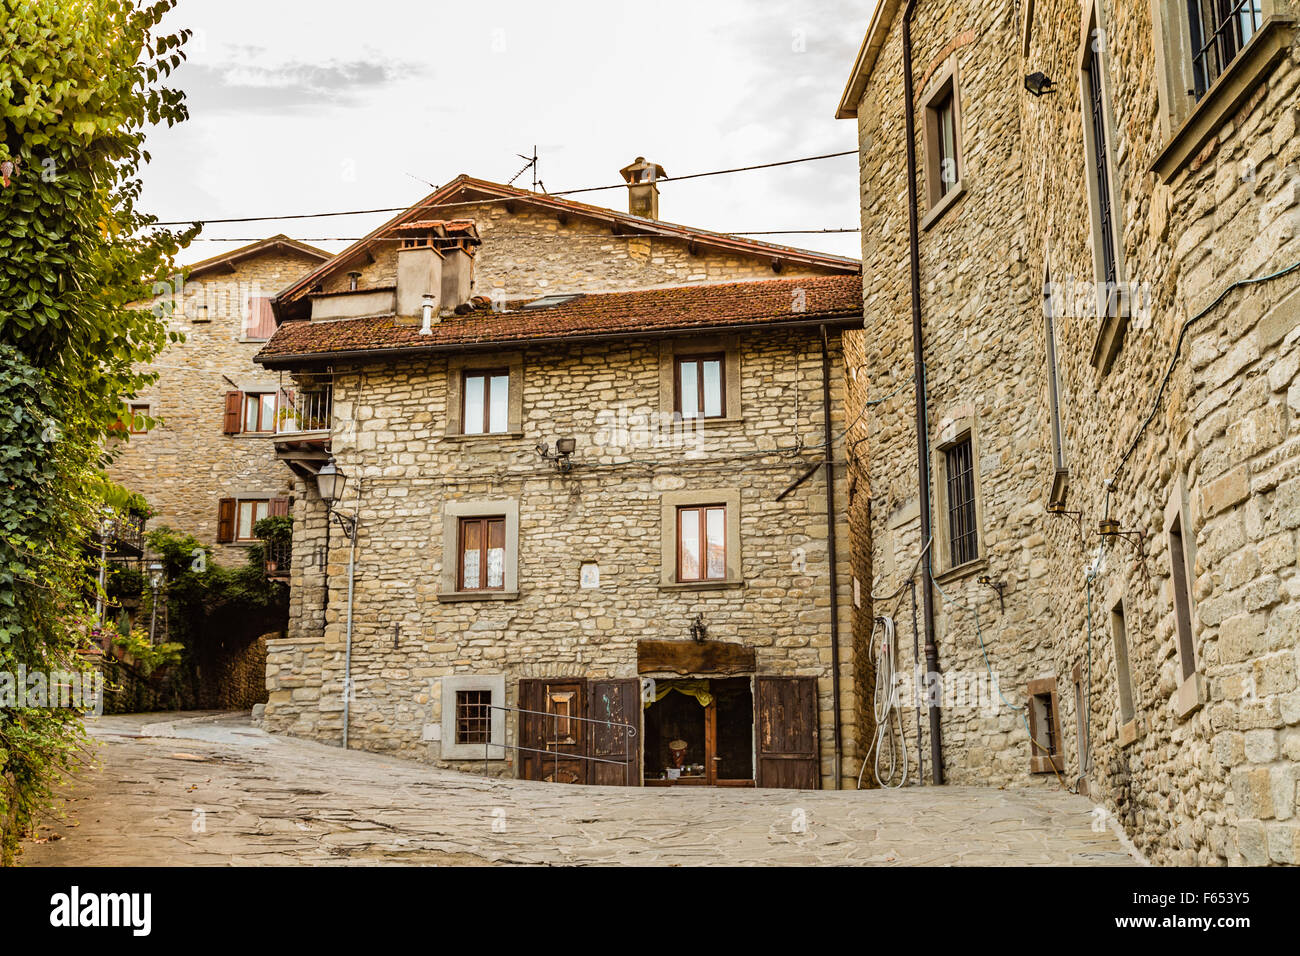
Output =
[{"x1": 643, "y1": 677, "x2": 754, "y2": 786}]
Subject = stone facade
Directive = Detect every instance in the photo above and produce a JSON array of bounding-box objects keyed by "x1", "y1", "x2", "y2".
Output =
[
  {"x1": 316, "y1": 196, "x2": 855, "y2": 302},
  {"x1": 262, "y1": 328, "x2": 859, "y2": 789},
  {"x1": 108, "y1": 240, "x2": 330, "y2": 563},
  {"x1": 840, "y1": 0, "x2": 1300, "y2": 862}
]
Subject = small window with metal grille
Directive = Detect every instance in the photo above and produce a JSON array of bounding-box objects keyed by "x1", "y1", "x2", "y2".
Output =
[
  {"x1": 1188, "y1": 0, "x2": 1264, "y2": 99},
  {"x1": 455, "y1": 689, "x2": 493, "y2": 745},
  {"x1": 944, "y1": 437, "x2": 979, "y2": 569}
]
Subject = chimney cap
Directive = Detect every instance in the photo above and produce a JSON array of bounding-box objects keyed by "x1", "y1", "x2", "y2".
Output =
[{"x1": 619, "y1": 157, "x2": 666, "y2": 184}]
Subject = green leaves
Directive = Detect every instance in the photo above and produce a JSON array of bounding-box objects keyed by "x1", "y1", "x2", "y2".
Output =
[{"x1": 0, "y1": 0, "x2": 191, "y2": 864}]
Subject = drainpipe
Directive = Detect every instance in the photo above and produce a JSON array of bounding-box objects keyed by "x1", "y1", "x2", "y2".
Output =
[
  {"x1": 820, "y1": 324, "x2": 844, "y2": 789},
  {"x1": 340, "y1": 479, "x2": 361, "y2": 750},
  {"x1": 902, "y1": 0, "x2": 944, "y2": 784}
]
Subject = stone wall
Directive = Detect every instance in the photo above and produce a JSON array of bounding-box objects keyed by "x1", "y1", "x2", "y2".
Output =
[
  {"x1": 322, "y1": 199, "x2": 851, "y2": 300},
  {"x1": 842, "y1": 0, "x2": 1300, "y2": 863},
  {"x1": 263, "y1": 326, "x2": 859, "y2": 788},
  {"x1": 107, "y1": 247, "x2": 324, "y2": 563}
]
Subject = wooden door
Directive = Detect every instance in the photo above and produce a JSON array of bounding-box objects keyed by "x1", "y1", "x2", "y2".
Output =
[
  {"x1": 754, "y1": 676, "x2": 820, "y2": 789},
  {"x1": 587, "y1": 678, "x2": 640, "y2": 786},
  {"x1": 518, "y1": 678, "x2": 587, "y2": 784}
]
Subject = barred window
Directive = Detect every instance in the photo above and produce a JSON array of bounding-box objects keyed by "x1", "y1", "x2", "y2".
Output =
[
  {"x1": 944, "y1": 438, "x2": 979, "y2": 568},
  {"x1": 455, "y1": 689, "x2": 492, "y2": 745},
  {"x1": 1188, "y1": 0, "x2": 1264, "y2": 99}
]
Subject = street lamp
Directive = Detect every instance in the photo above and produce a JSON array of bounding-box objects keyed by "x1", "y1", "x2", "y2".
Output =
[
  {"x1": 147, "y1": 561, "x2": 164, "y2": 645},
  {"x1": 315, "y1": 455, "x2": 360, "y2": 750}
]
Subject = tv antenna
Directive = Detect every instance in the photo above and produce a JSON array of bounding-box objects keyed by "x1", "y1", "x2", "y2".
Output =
[{"x1": 508, "y1": 145, "x2": 544, "y2": 192}]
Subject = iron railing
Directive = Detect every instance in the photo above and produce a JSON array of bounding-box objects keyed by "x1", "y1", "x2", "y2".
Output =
[
  {"x1": 276, "y1": 386, "x2": 332, "y2": 435},
  {"x1": 477, "y1": 703, "x2": 638, "y2": 785},
  {"x1": 1189, "y1": 0, "x2": 1264, "y2": 99},
  {"x1": 109, "y1": 512, "x2": 147, "y2": 556},
  {"x1": 262, "y1": 538, "x2": 292, "y2": 577}
]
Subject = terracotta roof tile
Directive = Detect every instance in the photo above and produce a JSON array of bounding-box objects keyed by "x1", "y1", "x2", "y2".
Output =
[{"x1": 256, "y1": 274, "x2": 862, "y2": 366}]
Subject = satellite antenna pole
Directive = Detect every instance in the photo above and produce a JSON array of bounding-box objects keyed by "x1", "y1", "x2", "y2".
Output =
[{"x1": 508, "y1": 146, "x2": 540, "y2": 191}]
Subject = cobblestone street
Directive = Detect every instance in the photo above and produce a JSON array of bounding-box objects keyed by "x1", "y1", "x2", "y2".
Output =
[{"x1": 21, "y1": 712, "x2": 1140, "y2": 866}]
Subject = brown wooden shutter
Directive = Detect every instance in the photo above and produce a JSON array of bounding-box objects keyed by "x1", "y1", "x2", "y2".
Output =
[
  {"x1": 587, "y1": 678, "x2": 640, "y2": 786},
  {"x1": 517, "y1": 678, "x2": 586, "y2": 784},
  {"x1": 216, "y1": 498, "x2": 236, "y2": 543},
  {"x1": 268, "y1": 497, "x2": 290, "y2": 517},
  {"x1": 222, "y1": 391, "x2": 243, "y2": 434},
  {"x1": 245, "y1": 296, "x2": 276, "y2": 339},
  {"x1": 755, "y1": 676, "x2": 821, "y2": 790},
  {"x1": 517, "y1": 679, "x2": 545, "y2": 782}
]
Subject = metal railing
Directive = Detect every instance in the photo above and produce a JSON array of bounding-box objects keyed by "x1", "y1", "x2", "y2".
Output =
[
  {"x1": 1190, "y1": 0, "x2": 1263, "y2": 99},
  {"x1": 476, "y1": 703, "x2": 638, "y2": 785},
  {"x1": 275, "y1": 387, "x2": 332, "y2": 435},
  {"x1": 262, "y1": 538, "x2": 292, "y2": 577},
  {"x1": 109, "y1": 512, "x2": 147, "y2": 556}
]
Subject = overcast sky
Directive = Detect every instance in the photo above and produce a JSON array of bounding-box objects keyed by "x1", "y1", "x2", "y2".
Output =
[{"x1": 146, "y1": 0, "x2": 876, "y2": 266}]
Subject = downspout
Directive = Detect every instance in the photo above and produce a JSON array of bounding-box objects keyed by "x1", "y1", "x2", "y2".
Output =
[
  {"x1": 820, "y1": 324, "x2": 844, "y2": 789},
  {"x1": 341, "y1": 478, "x2": 362, "y2": 750},
  {"x1": 902, "y1": 0, "x2": 945, "y2": 784}
]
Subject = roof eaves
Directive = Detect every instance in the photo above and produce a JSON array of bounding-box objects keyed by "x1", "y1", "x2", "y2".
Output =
[{"x1": 835, "y1": 0, "x2": 904, "y2": 120}]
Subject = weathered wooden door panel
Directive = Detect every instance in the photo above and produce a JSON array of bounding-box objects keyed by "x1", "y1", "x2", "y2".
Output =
[
  {"x1": 754, "y1": 676, "x2": 820, "y2": 790},
  {"x1": 587, "y1": 678, "x2": 640, "y2": 786},
  {"x1": 518, "y1": 678, "x2": 588, "y2": 784}
]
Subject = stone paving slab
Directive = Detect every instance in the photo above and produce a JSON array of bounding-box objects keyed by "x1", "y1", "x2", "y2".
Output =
[{"x1": 20, "y1": 712, "x2": 1141, "y2": 867}]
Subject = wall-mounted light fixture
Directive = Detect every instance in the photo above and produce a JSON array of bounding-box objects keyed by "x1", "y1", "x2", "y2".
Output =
[
  {"x1": 1098, "y1": 517, "x2": 1144, "y2": 551},
  {"x1": 1024, "y1": 72, "x2": 1056, "y2": 96},
  {"x1": 977, "y1": 574, "x2": 1005, "y2": 614},
  {"x1": 316, "y1": 457, "x2": 357, "y2": 539},
  {"x1": 1046, "y1": 501, "x2": 1085, "y2": 544},
  {"x1": 536, "y1": 437, "x2": 577, "y2": 473},
  {"x1": 689, "y1": 613, "x2": 708, "y2": 643}
]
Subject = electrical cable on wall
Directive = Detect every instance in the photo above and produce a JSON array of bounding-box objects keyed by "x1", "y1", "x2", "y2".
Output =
[{"x1": 859, "y1": 614, "x2": 909, "y2": 789}]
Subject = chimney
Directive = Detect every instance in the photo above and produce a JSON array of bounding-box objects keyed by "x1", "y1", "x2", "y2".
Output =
[
  {"x1": 395, "y1": 236, "x2": 443, "y2": 324},
  {"x1": 434, "y1": 221, "x2": 482, "y2": 309},
  {"x1": 619, "y1": 156, "x2": 666, "y2": 219}
]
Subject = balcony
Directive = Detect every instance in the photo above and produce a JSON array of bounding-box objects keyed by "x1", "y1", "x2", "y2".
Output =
[
  {"x1": 108, "y1": 512, "x2": 147, "y2": 558},
  {"x1": 276, "y1": 387, "x2": 332, "y2": 437},
  {"x1": 262, "y1": 538, "x2": 291, "y2": 580},
  {"x1": 273, "y1": 385, "x2": 333, "y2": 481}
]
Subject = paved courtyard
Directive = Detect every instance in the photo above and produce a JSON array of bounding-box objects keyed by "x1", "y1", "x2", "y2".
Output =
[{"x1": 21, "y1": 712, "x2": 1140, "y2": 866}]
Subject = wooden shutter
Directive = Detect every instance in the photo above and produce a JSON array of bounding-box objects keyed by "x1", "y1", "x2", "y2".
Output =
[
  {"x1": 268, "y1": 497, "x2": 290, "y2": 517},
  {"x1": 245, "y1": 296, "x2": 276, "y2": 339},
  {"x1": 754, "y1": 676, "x2": 820, "y2": 790},
  {"x1": 216, "y1": 498, "x2": 236, "y2": 543},
  {"x1": 222, "y1": 391, "x2": 243, "y2": 434},
  {"x1": 587, "y1": 678, "x2": 640, "y2": 786}
]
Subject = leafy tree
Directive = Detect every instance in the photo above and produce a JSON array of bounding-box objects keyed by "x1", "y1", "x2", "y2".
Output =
[{"x1": 0, "y1": 0, "x2": 193, "y2": 863}]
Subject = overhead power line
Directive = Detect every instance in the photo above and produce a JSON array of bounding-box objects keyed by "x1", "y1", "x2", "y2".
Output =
[
  {"x1": 150, "y1": 149, "x2": 858, "y2": 227},
  {"x1": 186, "y1": 227, "x2": 862, "y2": 243}
]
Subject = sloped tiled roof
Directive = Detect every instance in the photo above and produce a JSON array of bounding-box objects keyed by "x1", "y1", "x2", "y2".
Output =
[
  {"x1": 256, "y1": 274, "x2": 863, "y2": 367},
  {"x1": 184, "y1": 234, "x2": 332, "y2": 279}
]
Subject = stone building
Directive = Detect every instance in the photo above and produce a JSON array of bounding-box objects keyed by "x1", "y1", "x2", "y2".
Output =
[
  {"x1": 108, "y1": 235, "x2": 332, "y2": 563},
  {"x1": 254, "y1": 169, "x2": 866, "y2": 788},
  {"x1": 837, "y1": 0, "x2": 1300, "y2": 862}
]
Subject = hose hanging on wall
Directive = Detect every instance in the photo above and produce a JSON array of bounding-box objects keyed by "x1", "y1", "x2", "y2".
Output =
[{"x1": 859, "y1": 615, "x2": 909, "y2": 789}]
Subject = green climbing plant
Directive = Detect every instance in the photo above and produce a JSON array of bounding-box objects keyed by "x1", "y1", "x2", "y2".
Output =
[{"x1": 0, "y1": 0, "x2": 194, "y2": 864}]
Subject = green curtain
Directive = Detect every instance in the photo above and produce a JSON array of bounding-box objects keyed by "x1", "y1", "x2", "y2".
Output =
[{"x1": 644, "y1": 679, "x2": 713, "y2": 708}]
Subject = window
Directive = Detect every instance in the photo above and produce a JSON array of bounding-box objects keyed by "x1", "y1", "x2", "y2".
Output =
[
  {"x1": 462, "y1": 370, "x2": 509, "y2": 435},
  {"x1": 1110, "y1": 595, "x2": 1137, "y2": 729},
  {"x1": 236, "y1": 499, "x2": 270, "y2": 541},
  {"x1": 439, "y1": 500, "x2": 519, "y2": 600},
  {"x1": 659, "y1": 489, "x2": 742, "y2": 588},
  {"x1": 675, "y1": 354, "x2": 726, "y2": 420},
  {"x1": 920, "y1": 60, "x2": 964, "y2": 226},
  {"x1": 676, "y1": 505, "x2": 727, "y2": 582},
  {"x1": 439, "y1": 674, "x2": 505, "y2": 759},
  {"x1": 658, "y1": 338, "x2": 741, "y2": 423},
  {"x1": 1083, "y1": 30, "x2": 1118, "y2": 292},
  {"x1": 1027, "y1": 678, "x2": 1065, "y2": 774},
  {"x1": 127, "y1": 403, "x2": 151, "y2": 434},
  {"x1": 455, "y1": 689, "x2": 493, "y2": 745},
  {"x1": 458, "y1": 516, "x2": 506, "y2": 591},
  {"x1": 1043, "y1": 269, "x2": 1069, "y2": 506},
  {"x1": 1188, "y1": 0, "x2": 1264, "y2": 98},
  {"x1": 944, "y1": 438, "x2": 979, "y2": 568},
  {"x1": 242, "y1": 392, "x2": 277, "y2": 433},
  {"x1": 1165, "y1": 476, "x2": 1204, "y2": 718},
  {"x1": 1079, "y1": 7, "x2": 1127, "y2": 374}
]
